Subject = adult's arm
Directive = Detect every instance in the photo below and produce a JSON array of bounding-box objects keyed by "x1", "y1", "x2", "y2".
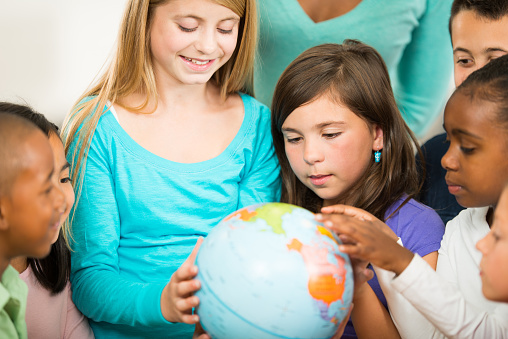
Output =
[{"x1": 394, "y1": 0, "x2": 453, "y2": 137}]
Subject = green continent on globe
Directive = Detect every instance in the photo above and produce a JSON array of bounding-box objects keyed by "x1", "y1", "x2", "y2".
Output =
[{"x1": 226, "y1": 203, "x2": 295, "y2": 235}]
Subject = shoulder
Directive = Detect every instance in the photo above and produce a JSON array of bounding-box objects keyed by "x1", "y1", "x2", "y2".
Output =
[
  {"x1": 390, "y1": 197, "x2": 444, "y2": 224},
  {"x1": 240, "y1": 92, "x2": 271, "y2": 118},
  {"x1": 238, "y1": 92, "x2": 272, "y2": 134},
  {"x1": 443, "y1": 207, "x2": 490, "y2": 239},
  {"x1": 387, "y1": 197, "x2": 445, "y2": 253}
]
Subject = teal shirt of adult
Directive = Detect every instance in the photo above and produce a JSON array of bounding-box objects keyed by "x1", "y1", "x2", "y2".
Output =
[
  {"x1": 255, "y1": 0, "x2": 453, "y2": 137},
  {"x1": 68, "y1": 93, "x2": 281, "y2": 338}
]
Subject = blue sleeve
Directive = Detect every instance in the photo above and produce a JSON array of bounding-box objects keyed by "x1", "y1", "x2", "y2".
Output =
[
  {"x1": 394, "y1": 0, "x2": 453, "y2": 137},
  {"x1": 237, "y1": 100, "x2": 281, "y2": 208},
  {"x1": 68, "y1": 128, "x2": 169, "y2": 327}
]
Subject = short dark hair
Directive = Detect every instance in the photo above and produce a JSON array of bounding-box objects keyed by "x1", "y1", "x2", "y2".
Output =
[
  {"x1": 456, "y1": 54, "x2": 508, "y2": 128},
  {"x1": 449, "y1": 0, "x2": 508, "y2": 35}
]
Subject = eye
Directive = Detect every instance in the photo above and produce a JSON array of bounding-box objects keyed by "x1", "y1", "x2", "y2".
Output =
[
  {"x1": 218, "y1": 28, "x2": 233, "y2": 34},
  {"x1": 178, "y1": 25, "x2": 197, "y2": 33},
  {"x1": 286, "y1": 137, "x2": 302, "y2": 144},
  {"x1": 456, "y1": 58, "x2": 474, "y2": 67},
  {"x1": 60, "y1": 177, "x2": 72, "y2": 184},
  {"x1": 323, "y1": 132, "x2": 341, "y2": 139},
  {"x1": 460, "y1": 146, "x2": 475, "y2": 154}
]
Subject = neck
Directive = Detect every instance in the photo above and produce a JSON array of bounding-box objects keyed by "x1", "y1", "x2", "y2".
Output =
[
  {"x1": 10, "y1": 256, "x2": 28, "y2": 274},
  {"x1": 156, "y1": 78, "x2": 222, "y2": 113}
]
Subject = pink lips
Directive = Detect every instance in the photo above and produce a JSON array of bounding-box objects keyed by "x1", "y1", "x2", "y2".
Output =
[
  {"x1": 309, "y1": 174, "x2": 331, "y2": 186},
  {"x1": 180, "y1": 56, "x2": 215, "y2": 72},
  {"x1": 446, "y1": 180, "x2": 462, "y2": 195}
]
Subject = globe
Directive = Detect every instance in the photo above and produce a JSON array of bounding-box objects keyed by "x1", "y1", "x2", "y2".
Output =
[{"x1": 196, "y1": 202, "x2": 354, "y2": 339}]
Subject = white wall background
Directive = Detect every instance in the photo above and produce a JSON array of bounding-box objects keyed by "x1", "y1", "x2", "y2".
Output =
[
  {"x1": 0, "y1": 0, "x2": 448, "y2": 141},
  {"x1": 0, "y1": 0, "x2": 127, "y2": 126}
]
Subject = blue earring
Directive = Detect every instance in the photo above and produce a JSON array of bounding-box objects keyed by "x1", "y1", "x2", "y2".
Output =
[{"x1": 374, "y1": 150, "x2": 381, "y2": 163}]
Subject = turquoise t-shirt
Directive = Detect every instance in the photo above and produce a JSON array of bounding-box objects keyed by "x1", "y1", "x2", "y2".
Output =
[
  {"x1": 0, "y1": 265, "x2": 28, "y2": 339},
  {"x1": 255, "y1": 0, "x2": 453, "y2": 137},
  {"x1": 69, "y1": 93, "x2": 281, "y2": 338}
]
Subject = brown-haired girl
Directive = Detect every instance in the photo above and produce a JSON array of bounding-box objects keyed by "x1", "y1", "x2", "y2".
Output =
[
  {"x1": 271, "y1": 40, "x2": 445, "y2": 338},
  {"x1": 61, "y1": 0, "x2": 280, "y2": 337}
]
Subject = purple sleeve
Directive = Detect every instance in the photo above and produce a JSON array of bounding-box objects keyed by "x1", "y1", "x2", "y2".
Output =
[{"x1": 385, "y1": 198, "x2": 445, "y2": 257}]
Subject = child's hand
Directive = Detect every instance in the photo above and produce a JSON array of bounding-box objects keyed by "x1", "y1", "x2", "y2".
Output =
[
  {"x1": 351, "y1": 258, "x2": 374, "y2": 290},
  {"x1": 161, "y1": 237, "x2": 203, "y2": 324},
  {"x1": 317, "y1": 206, "x2": 413, "y2": 275},
  {"x1": 320, "y1": 204, "x2": 398, "y2": 241},
  {"x1": 193, "y1": 322, "x2": 211, "y2": 339}
]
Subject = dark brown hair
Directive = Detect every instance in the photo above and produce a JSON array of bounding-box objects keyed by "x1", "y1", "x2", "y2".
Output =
[
  {"x1": 271, "y1": 41, "x2": 422, "y2": 220},
  {"x1": 0, "y1": 102, "x2": 70, "y2": 295}
]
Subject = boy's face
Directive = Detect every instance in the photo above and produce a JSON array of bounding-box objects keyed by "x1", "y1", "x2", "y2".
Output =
[
  {"x1": 452, "y1": 10, "x2": 508, "y2": 87},
  {"x1": 1, "y1": 131, "x2": 65, "y2": 259},
  {"x1": 441, "y1": 92, "x2": 508, "y2": 209},
  {"x1": 476, "y1": 185, "x2": 508, "y2": 302}
]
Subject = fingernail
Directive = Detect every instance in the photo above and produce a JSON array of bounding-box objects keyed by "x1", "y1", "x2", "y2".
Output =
[
  {"x1": 315, "y1": 213, "x2": 323, "y2": 221},
  {"x1": 324, "y1": 221, "x2": 333, "y2": 227}
]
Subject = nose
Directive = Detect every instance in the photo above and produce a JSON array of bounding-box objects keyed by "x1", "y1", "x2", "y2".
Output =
[
  {"x1": 476, "y1": 231, "x2": 491, "y2": 255},
  {"x1": 195, "y1": 27, "x2": 217, "y2": 55},
  {"x1": 52, "y1": 180, "x2": 67, "y2": 215},
  {"x1": 441, "y1": 144, "x2": 458, "y2": 172},
  {"x1": 303, "y1": 140, "x2": 324, "y2": 165}
]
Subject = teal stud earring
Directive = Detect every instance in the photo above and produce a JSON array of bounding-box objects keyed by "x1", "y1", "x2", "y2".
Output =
[{"x1": 374, "y1": 150, "x2": 381, "y2": 163}]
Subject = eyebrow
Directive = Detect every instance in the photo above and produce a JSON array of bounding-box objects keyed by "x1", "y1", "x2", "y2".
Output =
[
  {"x1": 173, "y1": 14, "x2": 240, "y2": 22},
  {"x1": 61, "y1": 162, "x2": 70, "y2": 172},
  {"x1": 442, "y1": 124, "x2": 482, "y2": 139},
  {"x1": 454, "y1": 47, "x2": 508, "y2": 54},
  {"x1": 282, "y1": 121, "x2": 345, "y2": 133}
]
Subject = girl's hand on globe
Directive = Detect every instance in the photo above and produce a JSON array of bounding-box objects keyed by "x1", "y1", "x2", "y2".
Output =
[
  {"x1": 320, "y1": 204, "x2": 398, "y2": 241},
  {"x1": 161, "y1": 237, "x2": 204, "y2": 324},
  {"x1": 317, "y1": 208, "x2": 413, "y2": 276}
]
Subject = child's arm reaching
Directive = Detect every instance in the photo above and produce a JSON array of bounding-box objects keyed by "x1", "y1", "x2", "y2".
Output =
[
  {"x1": 318, "y1": 205, "x2": 414, "y2": 275},
  {"x1": 320, "y1": 205, "x2": 508, "y2": 338}
]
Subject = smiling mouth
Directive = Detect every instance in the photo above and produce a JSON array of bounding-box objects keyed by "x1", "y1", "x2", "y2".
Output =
[{"x1": 182, "y1": 56, "x2": 212, "y2": 65}]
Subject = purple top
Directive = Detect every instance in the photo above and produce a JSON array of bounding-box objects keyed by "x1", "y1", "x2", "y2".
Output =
[{"x1": 342, "y1": 196, "x2": 445, "y2": 338}]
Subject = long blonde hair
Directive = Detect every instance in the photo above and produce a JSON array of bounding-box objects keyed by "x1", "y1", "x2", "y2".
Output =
[{"x1": 61, "y1": 0, "x2": 257, "y2": 226}]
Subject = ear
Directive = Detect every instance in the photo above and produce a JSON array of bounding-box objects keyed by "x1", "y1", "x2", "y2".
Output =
[{"x1": 372, "y1": 124, "x2": 384, "y2": 151}]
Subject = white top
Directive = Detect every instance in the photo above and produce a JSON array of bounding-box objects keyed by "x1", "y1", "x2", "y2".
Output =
[{"x1": 384, "y1": 207, "x2": 508, "y2": 338}]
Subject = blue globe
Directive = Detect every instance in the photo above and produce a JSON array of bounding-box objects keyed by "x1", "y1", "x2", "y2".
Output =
[{"x1": 196, "y1": 202, "x2": 354, "y2": 339}]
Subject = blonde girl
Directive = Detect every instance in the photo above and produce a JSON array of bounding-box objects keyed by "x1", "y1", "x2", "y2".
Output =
[{"x1": 62, "y1": 0, "x2": 280, "y2": 337}]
